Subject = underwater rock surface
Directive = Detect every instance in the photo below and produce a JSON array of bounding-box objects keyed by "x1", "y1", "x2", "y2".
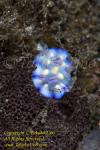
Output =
[
  {"x1": 0, "y1": 0, "x2": 99, "y2": 150},
  {"x1": 0, "y1": 56, "x2": 89, "y2": 150},
  {"x1": 78, "y1": 129, "x2": 100, "y2": 150}
]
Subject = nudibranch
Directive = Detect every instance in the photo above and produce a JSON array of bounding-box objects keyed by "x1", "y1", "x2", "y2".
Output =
[{"x1": 32, "y1": 43, "x2": 77, "y2": 100}]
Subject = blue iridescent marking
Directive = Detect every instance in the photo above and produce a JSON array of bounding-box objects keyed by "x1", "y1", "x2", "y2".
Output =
[{"x1": 32, "y1": 45, "x2": 75, "y2": 99}]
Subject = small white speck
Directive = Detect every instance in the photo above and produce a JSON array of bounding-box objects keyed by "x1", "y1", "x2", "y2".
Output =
[
  {"x1": 5, "y1": 99, "x2": 9, "y2": 102},
  {"x1": 42, "y1": 69, "x2": 49, "y2": 75}
]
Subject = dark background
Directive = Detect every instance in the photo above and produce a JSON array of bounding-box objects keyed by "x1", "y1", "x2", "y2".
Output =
[{"x1": 0, "y1": 0, "x2": 100, "y2": 150}]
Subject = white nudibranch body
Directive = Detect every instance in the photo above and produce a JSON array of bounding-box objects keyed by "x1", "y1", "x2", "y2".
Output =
[{"x1": 32, "y1": 43, "x2": 77, "y2": 99}]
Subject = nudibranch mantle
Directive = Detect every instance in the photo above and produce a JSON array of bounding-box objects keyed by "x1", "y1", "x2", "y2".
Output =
[{"x1": 32, "y1": 43, "x2": 76, "y2": 100}]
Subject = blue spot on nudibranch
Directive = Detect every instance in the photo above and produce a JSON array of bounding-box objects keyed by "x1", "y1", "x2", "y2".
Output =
[{"x1": 32, "y1": 44, "x2": 75, "y2": 100}]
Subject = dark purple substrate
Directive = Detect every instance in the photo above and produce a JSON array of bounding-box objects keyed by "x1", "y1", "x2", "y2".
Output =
[{"x1": 0, "y1": 57, "x2": 89, "y2": 150}]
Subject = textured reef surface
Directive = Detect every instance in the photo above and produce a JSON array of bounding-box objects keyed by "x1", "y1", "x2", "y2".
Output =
[
  {"x1": 32, "y1": 44, "x2": 76, "y2": 99},
  {"x1": 0, "y1": 0, "x2": 99, "y2": 150}
]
